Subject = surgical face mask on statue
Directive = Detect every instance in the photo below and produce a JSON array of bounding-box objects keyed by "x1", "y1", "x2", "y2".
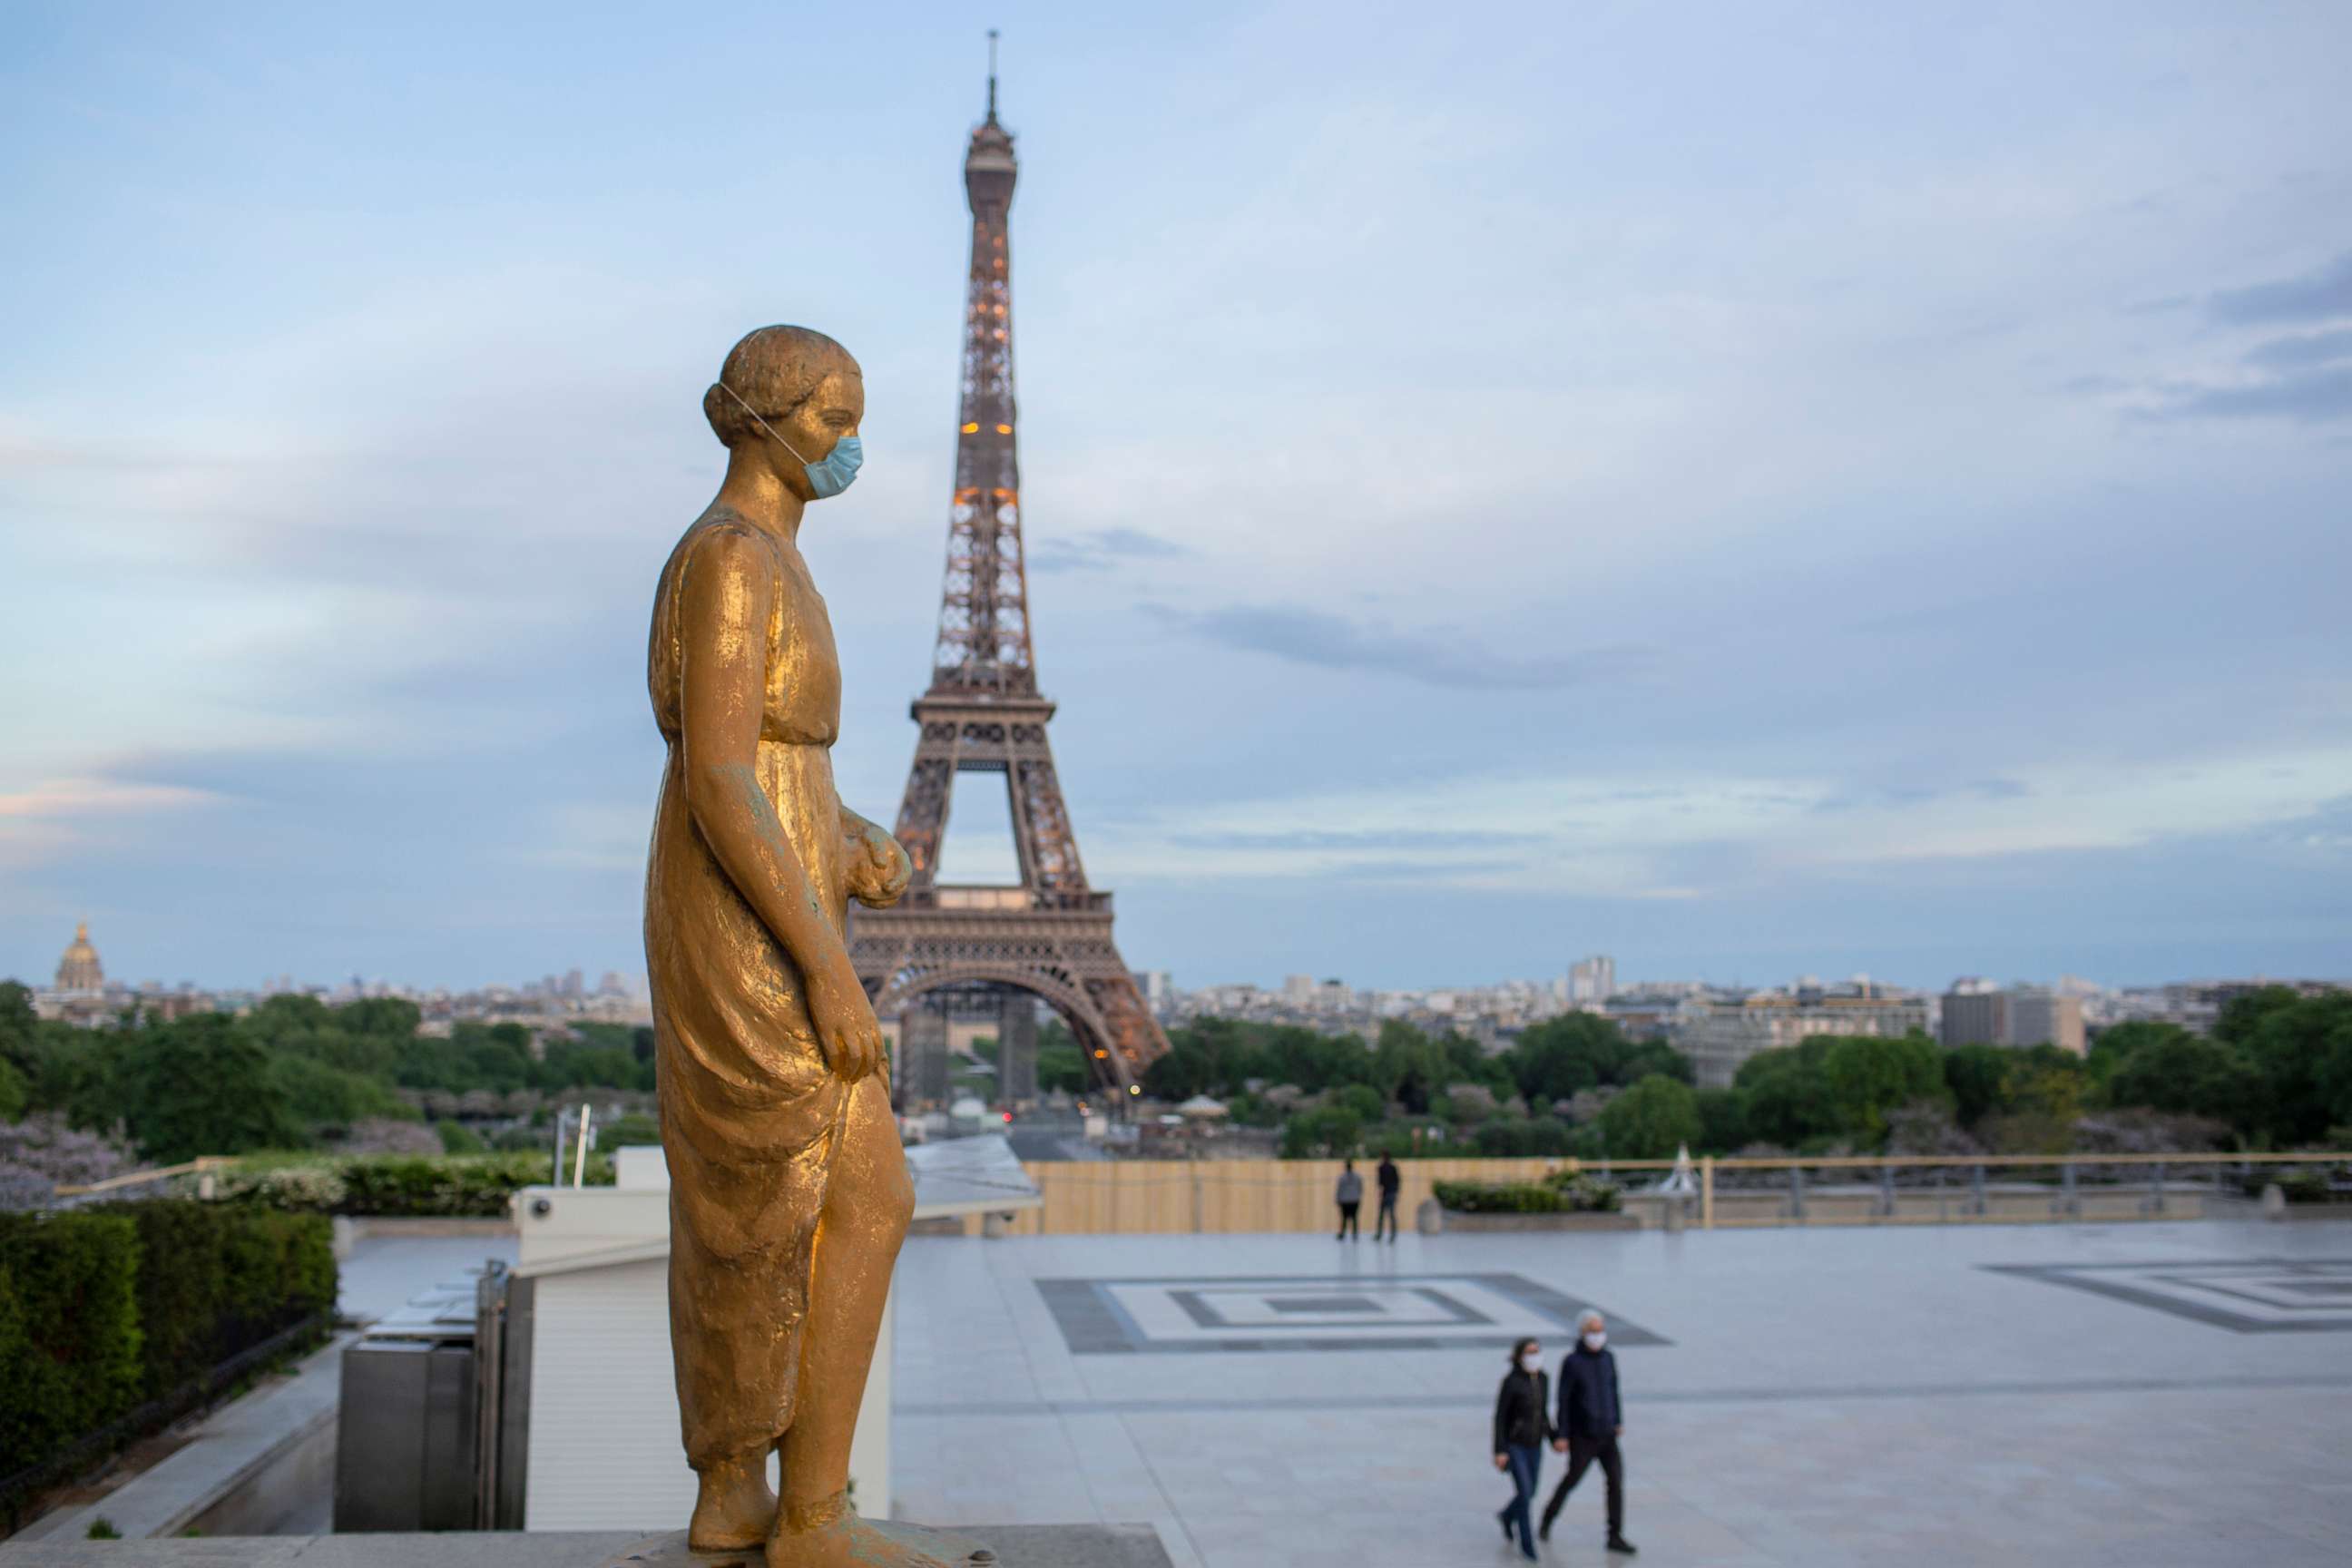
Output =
[
  {"x1": 1519, "y1": 1351, "x2": 1543, "y2": 1374},
  {"x1": 719, "y1": 381, "x2": 864, "y2": 498},
  {"x1": 1583, "y1": 1331, "x2": 1606, "y2": 1351}
]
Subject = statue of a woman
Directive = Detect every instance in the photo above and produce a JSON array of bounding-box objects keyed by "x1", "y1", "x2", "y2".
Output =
[{"x1": 644, "y1": 325, "x2": 928, "y2": 1568}]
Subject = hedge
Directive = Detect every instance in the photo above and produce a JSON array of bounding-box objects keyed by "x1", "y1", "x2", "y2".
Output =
[
  {"x1": 0, "y1": 1212, "x2": 142, "y2": 1490},
  {"x1": 0, "y1": 1203, "x2": 335, "y2": 1513},
  {"x1": 93, "y1": 1203, "x2": 336, "y2": 1403},
  {"x1": 1433, "y1": 1174, "x2": 1622, "y2": 1214},
  {"x1": 220, "y1": 1152, "x2": 610, "y2": 1218}
]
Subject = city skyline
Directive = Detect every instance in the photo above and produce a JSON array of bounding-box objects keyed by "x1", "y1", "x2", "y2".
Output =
[
  {"x1": 6, "y1": 914, "x2": 2337, "y2": 1006},
  {"x1": 4, "y1": 4, "x2": 2349, "y2": 993}
]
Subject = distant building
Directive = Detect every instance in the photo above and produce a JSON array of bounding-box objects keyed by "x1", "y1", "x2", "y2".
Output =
[
  {"x1": 1938, "y1": 981, "x2": 2085, "y2": 1055},
  {"x1": 1676, "y1": 982, "x2": 1929, "y2": 1089},
  {"x1": 2009, "y1": 990, "x2": 2085, "y2": 1055},
  {"x1": 54, "y1": 921, "x2": 104, "y2": 994},
  {"x1": 1569, "y1": 955, "x2": 1616, "y2": 1004}
]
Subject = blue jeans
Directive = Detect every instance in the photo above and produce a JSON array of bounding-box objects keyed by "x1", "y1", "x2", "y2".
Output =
[{"x1": 1499, "y1": 1442, "x2": 1543, "y2": 1556}]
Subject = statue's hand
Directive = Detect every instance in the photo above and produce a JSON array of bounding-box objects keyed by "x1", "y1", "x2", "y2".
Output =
[
  {"x1": 806, "y1": 958, "x2": 884, "y2": 1083},
  {"x1": 844, "y1": 819, "x2": 913, "y2": 908}
]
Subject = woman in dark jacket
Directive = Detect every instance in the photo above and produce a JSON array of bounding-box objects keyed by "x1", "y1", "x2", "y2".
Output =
[{"x1": 1491, "y1": 1336, "x2": 1553, "y2": 1560}]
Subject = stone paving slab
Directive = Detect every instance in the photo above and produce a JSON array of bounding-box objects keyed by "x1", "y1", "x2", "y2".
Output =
[{"x1": 890, "y1": 1220, "x2": 2352, "y2": 1568}]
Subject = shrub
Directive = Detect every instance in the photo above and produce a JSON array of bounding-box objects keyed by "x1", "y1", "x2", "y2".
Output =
[
  {"x1": 0, "y1": 1211, "x2": 142, "y2": 1490},
  {"x1": 435, "y1": 1121, "x2": 486, "y2": 1154},
  {"x1": 1434, "y1": 1172, "x2": 1622, "y2": 1214},
  {"x1": 90, "y1": 1202, "x2": 336, "y2": 1403},
  {"x1": 220, "y1": 1152, "x2": 602, "y2": 1218},
  {"x1": 1540, "y1": 1171, "x2": 1624, "y2": 1211}
]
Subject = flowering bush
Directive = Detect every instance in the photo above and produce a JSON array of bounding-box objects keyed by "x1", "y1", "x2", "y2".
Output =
[{"x1": 0, "y1": 1115, "x2": 134, "y2": 1212}]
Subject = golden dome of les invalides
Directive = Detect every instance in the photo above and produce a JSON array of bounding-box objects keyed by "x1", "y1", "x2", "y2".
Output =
[{"x1": 54, "y1": 920, "x2": 104, "y2": 994}]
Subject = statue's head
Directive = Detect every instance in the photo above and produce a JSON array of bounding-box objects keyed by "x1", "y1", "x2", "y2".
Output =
[{"x1": 704, "y1": 326, "x2": 865, "y2": 502}]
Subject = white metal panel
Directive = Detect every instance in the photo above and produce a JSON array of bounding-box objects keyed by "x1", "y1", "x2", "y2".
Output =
[{"x1": 523, "y1": 1259, "x2": 892, "y2": 1531}]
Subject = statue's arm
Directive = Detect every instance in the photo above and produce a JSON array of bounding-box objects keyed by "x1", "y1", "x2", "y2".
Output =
[{"x1": 675, "y1": 525, "x2": 881, "y2": 1080}]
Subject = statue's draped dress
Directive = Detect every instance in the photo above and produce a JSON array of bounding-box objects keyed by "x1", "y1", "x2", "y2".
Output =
[{"x1": 644, "y1": 512, "x2": 852, "y2": 1467}]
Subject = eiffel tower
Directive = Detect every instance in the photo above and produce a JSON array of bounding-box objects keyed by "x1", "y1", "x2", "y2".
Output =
[{"x1": 851, "y1": 51, "x2": 1171, "y2": 1108}]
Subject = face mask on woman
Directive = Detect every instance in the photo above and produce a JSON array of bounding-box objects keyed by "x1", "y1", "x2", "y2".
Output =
[
  {"x1": 1583, "y1": 1330, "x2": 1607, "y2": 1351},
  {"x1": 1519, "y1": 1349, "x2": 1544, "y2": 1374}
]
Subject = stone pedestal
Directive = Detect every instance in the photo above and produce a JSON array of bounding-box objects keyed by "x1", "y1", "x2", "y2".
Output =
[
  {"x1": 0, "y1": 1525, "x2": 1173, "y2": 1568},
  {"x1": 595, "y1": 1523, "x2": 995, "y2": 1567}
]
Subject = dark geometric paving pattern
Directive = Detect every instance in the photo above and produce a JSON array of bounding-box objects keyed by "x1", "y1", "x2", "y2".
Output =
[
  {"x1": 1985, "y1": 1257, "x2": 2352, "y2": 1333},
  {"x1": 1035, "y1": 1272, "x2": 1671, "y2": 1354}
]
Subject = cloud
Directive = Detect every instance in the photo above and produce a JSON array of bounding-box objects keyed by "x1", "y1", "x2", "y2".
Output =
[
  {"x1": 2149, "y1": 366, "x2": 2352, "y2": 424},
  {"x1": 1086, "y1": 745, "x2": 2352, "y2": 897},
  {"x1": 0, "y1": 777, "x2": 222, "y2": 819},
  {"x1": 2103, "y1": 304, "x2": 2352, "y2": 426},
  {"x1": 2208, "y1": 250, "x2": 2352, "y2": 326},
  {"x1": 1142, "y1": 602, "x2": 1660, "y2": 691},
  {"x1": 1027, "y1": 528, "x2": 1188, "y2": 574},
  {"x1": 2243, "y1": 328, "x2": 2352, "y2": 369}
]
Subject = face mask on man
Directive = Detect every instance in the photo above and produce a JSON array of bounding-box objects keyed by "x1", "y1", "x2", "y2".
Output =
[
  {"x1": 1519, "y1": 1350, "x2": 1544, "y2": 1374},
  {"x1": 1583, "y1": 1330, "x2": 1607, "y2": 1351},
  {"x1": 720, "y1": 381, "x2": 864, "y2": 498}
]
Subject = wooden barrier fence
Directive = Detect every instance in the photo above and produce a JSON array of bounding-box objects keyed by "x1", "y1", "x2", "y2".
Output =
[{"x1": 944, "y1": 1152, "x2": 2349, "y2": 1237}]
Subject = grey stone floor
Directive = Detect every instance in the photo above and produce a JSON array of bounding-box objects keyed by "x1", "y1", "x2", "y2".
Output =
[{"x1": 888, "y1": 1220, "x2": 2352, "y2": 1568}]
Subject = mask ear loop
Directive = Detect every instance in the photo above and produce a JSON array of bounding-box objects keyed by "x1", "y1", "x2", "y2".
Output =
[{"x1": 718, "y1": 379, "x2": 815, "y2": 466}]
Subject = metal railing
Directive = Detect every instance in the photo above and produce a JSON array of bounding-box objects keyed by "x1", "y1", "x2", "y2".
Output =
[
  {"x1": 52, "y1": 1155, "x2": 240, "y2": 1200},
  {"x1": 1568, "y1": 1151, "x2": 2352, "y2": 1230}
]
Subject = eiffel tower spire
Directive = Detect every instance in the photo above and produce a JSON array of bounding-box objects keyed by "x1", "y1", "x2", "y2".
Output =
[
  {"x1": 931, "y1": 43, "x2": 1032, "y2": 698},
  {"x1": 852, "y1": 54, "x2": 1171, "y2": 1106}
]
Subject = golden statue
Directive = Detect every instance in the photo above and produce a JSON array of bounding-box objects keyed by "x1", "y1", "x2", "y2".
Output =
[{"x1": 642, "y1": 325, "x2": 933, "y2": 1568}]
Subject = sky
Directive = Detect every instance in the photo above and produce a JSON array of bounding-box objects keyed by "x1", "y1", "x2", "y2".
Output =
[{"x1": 2, "y1": 0, "x2": 2348, "y2": 996}]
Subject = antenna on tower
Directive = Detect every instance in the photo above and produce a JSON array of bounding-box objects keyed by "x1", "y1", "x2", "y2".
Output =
[{"x1": 986, "y1": 29, "x2": 1000, "y2": 122}]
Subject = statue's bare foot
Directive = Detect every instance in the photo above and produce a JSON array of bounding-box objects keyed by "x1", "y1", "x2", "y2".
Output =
[
  {"x1": 765, "y1": 1492, "x2": 950, "y2": 1568},
  {"x1": 689, "y1": 1454, "x2": 778, "y2": 1553}
]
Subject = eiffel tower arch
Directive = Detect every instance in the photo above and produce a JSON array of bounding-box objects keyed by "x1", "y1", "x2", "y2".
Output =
[{"x1": 850, "y1": 58, "x2": 1171, "y2": 1108}]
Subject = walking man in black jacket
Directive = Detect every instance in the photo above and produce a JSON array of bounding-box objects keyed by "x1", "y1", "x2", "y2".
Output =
[
  {"x1": 1542, "y1": 1308, "x2": 1636, "y2": 1554},
  {"x1": 1374, "y1": 1153, "x2": 1402, "y2": 1241}
]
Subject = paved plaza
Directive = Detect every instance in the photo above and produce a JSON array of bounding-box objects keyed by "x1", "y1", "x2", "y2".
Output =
[{"x1": 889, "y1": 1220, "x2": 2352, "y2": 1568}]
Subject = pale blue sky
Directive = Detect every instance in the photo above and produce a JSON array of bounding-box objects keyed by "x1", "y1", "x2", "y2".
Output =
[{"x1": 3, "y1": 1, "x2": 2348, "y2": 994}]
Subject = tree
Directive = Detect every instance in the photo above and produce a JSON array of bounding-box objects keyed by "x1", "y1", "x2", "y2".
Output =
[
  {"x1": 2226, "y1": 989, "x2": 2352, "y2": 1145},
  {"x1": 1818, "y1": 1033, "x2": 1945, "y2": 1143},
  {"x1": 1279, "y1": 1106, "x2": 1362, "y2": 1158},
  {"x1": 0, "y1": 981, "x2": 36, "y2": 1065},
  {"x1": 1694, "y1": 1086, "x2": 1748, "y2": 1153},
  {"x1": 1034, "y1": 1017, "x2": 1087, "y2": 1094},
  {"x1": 1142, "y1": 1039, "x2": 1216, "y2": 1102},
  {"x1": 268, "y1": 1053, "x2": 411, "y2": 1131},
  {"x1": 1736, "y1": 1040, "x2": 1841, "y2": 1147},
  {"x1": 1506, "y1": 1014, "x2": 1617, "y2": 1104},
  {"x1": 1503, "y1": 1015, "x2": 1694, "y2": 1107},
  {"x1": 1372, "y1": 1022, "x2": 1450, "y2": 1113},
  {"x1": 1471, "y1": 1116, "x2": 1575, "y2": 1156},
  {"x1": 1596, "y1": 1073, "x2": 1701, "y2": 1160},
  {"x1": 1943, "y1": 1044, "x2": 2014, "y2": 1130},
  {"x1": 336, "y1": 996, "x2": 422, "y2": 1041},
  {"x1": 116, "y1": 1014, "x2": 299, "y2": 1163},
  {"x1": 0, "y1": 1055, "x2": 24, "y2": 1122}
]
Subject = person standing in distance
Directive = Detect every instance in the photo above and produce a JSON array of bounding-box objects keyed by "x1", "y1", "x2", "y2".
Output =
[
  {"x1": 1334, "y1": 1159, "x2": 1363, "y2": 1240},
  {"x1": 1374, "y1": 1152, "x2": 1402, "y2": 1241},
  {"x1": 1541, "y1": 1308, "x2": 1635, "y2": 1554},
  {"x1": 1491, "y1": 1337, "x2": 1552, "y2": 1562}
]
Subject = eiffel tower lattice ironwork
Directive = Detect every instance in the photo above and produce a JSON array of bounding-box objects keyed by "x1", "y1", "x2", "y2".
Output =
[{"x1": 851, "y1": 56, "x2": 1171, "y2": 1102}]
